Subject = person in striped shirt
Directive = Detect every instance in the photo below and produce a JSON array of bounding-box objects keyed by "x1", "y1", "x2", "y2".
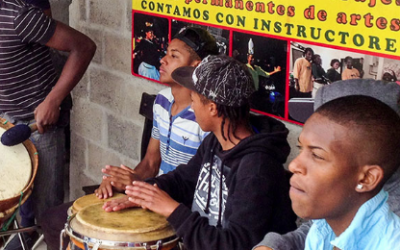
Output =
[
  {"x1": 96, "y1": 27, "x2": 219, "y2": 198},
  {"x1": 1, "y1": 0, "x2": 95, "y2": 249}
]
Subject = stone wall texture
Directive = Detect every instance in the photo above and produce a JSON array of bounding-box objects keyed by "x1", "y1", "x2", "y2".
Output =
[{"x1": 67, "y1": 0, "x2": 301, "y2": 200}]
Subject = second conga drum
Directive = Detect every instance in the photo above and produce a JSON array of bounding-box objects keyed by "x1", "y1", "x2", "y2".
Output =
[{"x1": 65, "y1": 203, "x2": 178, "y2": 250}]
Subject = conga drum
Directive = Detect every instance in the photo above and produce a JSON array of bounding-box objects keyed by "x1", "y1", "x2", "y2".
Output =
[
  {"x1": 0, "y1": 117, "x2": 38, "y2": 225},
  {"x1": 68, "y1": 193, "x2": 126, "y2": 216},
  {"x1": 64, "y1": 203, "x2": 178, "y2": 250}
]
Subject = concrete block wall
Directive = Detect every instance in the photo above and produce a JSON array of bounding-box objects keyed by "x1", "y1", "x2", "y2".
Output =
[
  {"x1": 68, "y1": 0, "x2": 164, "y2": 199},
  {"x1": 67, "y1": 0, "x2": 302, "y2": 200}
]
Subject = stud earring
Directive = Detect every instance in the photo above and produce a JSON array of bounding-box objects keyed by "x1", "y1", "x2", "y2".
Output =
[{"x1": 356, "y1": 184, "x2": 363, "y2": 190}]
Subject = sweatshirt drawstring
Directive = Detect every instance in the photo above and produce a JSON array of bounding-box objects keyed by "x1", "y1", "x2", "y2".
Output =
[
  {"x1": 216, "y1": 159, "x2": 225, "y2": 228},
  {"x1": 204, "y1": 147, "x2": 214, "y2": 213}
]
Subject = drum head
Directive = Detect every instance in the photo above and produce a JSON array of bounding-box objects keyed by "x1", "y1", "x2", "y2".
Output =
[
  {"x1": 0, "y1": 118, "x2": 38, "y2": 212},
  {"x1": 72, "y1": 193, "x2": 126, "y2": 214},
  {"x1": 69, "y1": 204, "x2": 176, "y2": 243}
]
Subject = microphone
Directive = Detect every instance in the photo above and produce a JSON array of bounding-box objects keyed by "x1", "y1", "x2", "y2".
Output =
[{"x1": 1, "y1": 123, "x2": 38, "y2": 146}]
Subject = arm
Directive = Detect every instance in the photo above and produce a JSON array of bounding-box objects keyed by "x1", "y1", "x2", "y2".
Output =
[
  {"x1": 255, "y1": 65, "x2": 281, "y2": 78},
  {"x1": 130, "y1": 137, "x2": 162, "y2": 179},
  {"x1": 34, "y1": 21, "x2": 96, "y2": 133},
  {"x1": 253, "y1": 221, "x2": 312, "y2": 250},
  {"x1": 292, "y1": 59, "x2": 301, "y2": 91}
]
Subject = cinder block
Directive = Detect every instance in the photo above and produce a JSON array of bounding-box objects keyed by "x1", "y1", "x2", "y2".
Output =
[
  {"x1": 122, "y1": 78, "x2": 164, "y2": 121},
  {"x1": 107, "y1": 114, "x2": 141, "y2": 160},
  {"x1": 104, "y1": 32, "x2": 131, "y2": 73},
  {"x1": 89, "y1": 68, "x2": 125, "y2": 114},
  {"x1": 72, "y1": 71, "x2": 89, "y2": 99},
  {"x1": 126, "y1": 0, "x2": 132, "y2": 32},
  {"x1": 70, "y1": 98, "x2": 104, "y2": 143},
  {"x1": 69, "y1": 132, "x2": 89, "y2": 199},
  {"x1": 87, "y1": 141, "x2": 122, "y2": 180},
  {"x1": 84, "y1": 27, "x2": 103, "y2": 64},
  {"x1": 88, "y1": 0, "x2": 123, "y2": 29}
]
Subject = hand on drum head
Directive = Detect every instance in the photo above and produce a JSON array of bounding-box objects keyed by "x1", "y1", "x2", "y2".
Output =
[
  {"x1": 102, "y1": 164, "x2": 141, "y2": 191},
  {"x1": 125, "y1": 181, "x2": 180, "y2": 218},
  {"x1": 95, "y1": 178, "x2": 114, "y2": 199},
  {"x1": 102, "y1": 196, "x2": 139, "y2": 212}
]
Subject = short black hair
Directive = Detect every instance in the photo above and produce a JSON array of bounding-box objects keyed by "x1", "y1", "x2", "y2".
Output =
[
  {"x1": 303, "y1": 48, "x2": 314, "y2": 56},
  {"x1": 330, "y1": 59, "x2": 340, "y2": 67},
  {"x1": 312, "y1": 54, "x2": 320, "y2": 62},
  {"x1": 344, "y1": 56, "x2": 353, "y2": 62},
  {"x1": 315, "y1": 95, "x2": 400, "y2": 184}
]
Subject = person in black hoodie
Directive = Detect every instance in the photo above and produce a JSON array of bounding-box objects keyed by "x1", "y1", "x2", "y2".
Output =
[{"x1": 103, "y1": 55, "x2": 297, "y2": 250}]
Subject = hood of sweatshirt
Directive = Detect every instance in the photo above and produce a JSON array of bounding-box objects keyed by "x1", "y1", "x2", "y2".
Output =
[{"x1": 214, "y1": 114, "x2": 290, "y2": 164}]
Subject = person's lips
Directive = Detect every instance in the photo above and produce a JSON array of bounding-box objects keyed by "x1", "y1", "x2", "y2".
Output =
[
  {"x1": 159, "y1": 67, "x2": 166, "y2": 74},
  {"x1": 290, "y1": 179, "x2": 305, "y2": 195}
]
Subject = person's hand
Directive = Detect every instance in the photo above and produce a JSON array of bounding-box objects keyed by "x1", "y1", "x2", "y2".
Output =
[
  {"x1": 102, "y1": 196, "x2": 139, "y2": 212},
  {"x1": 274, "y1": 66, "x2": 281, "y2": 73},
  {"x1": 254, "y1": 247, "x2": 273, "y2": 250},
  {"x1": 125, "y1": 181, "x2": 179, "y2": 217},
  {"x1": 294, "y1": 79, "x2": 300, "y2": 91},
  {"x1": 94, "y1": 178, "x2": 113, "y2": 199},
  {"x1": 34, "y1": 99, "x2": 60, "y2": 134},
  {"x1": 102, "y1": 165, "x2": 141, "y2": 191}
]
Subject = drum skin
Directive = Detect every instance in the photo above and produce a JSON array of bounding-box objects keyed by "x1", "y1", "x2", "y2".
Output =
[
  {"x1": 66, "y1": 204, "x2": 178, "y2": 250},
  {"x1": 71, "y1": 193, "x2": 126, "y2": 214},
  {"x1": 0, "y1": 117, "x2": 38, "y2": 220}
]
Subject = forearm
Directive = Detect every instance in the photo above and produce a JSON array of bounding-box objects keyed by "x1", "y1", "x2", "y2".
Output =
[
  {"x1": 45, "y1": 21, "x2": 96, "y2": 107},
  {"x1": 133, "y1": 157, "x2": 161, "y2": 180}
]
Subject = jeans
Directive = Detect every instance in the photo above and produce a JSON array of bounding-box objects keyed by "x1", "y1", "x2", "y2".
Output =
[{"x1": 0, "y1": 111, "x2": 68, "y2": 227}]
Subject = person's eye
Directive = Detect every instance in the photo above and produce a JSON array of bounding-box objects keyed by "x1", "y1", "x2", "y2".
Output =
[
  {"x1": 296, "y1": 145, "x2": 302, "y2": 151},
  {"x1": 311, "y1": 152, "x2": 324, "y2": 160}
]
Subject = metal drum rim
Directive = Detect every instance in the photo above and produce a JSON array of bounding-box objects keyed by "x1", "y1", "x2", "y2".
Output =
[{"x1": 64, "y1": 214, "x2": 179, "y2": 248}]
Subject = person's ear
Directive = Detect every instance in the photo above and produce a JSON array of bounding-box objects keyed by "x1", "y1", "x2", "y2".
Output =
[
  {"x1": 190, "y1": 59, "x2": 201, "y2": 67},
  {"x1": 208, "y1": 102, "x2": 218, "y2": 117},
  {"x1": 355, "y1": 165, "x2": 384, "y2": 193}
]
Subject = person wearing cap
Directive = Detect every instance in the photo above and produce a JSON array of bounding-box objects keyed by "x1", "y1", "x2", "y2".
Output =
[
  {"x1": 40, "y1": 27, "x2": 218, "y2": 250},
  {"x1": 133, "y1": 26, "x2": 161, "y2": 80},
  {"x1": 104, "y1": 55, "x2": 297, "y2": 250},
  {"x1": 253, "y1": 79, "x2": 400, "y2": 250}
]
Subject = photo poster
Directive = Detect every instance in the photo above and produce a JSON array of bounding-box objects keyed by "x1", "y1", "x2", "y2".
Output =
[{"x1": 132, "y1": 0, "x2": 400, "y2": 124}]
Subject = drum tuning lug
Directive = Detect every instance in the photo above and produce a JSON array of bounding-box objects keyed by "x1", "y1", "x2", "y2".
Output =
[
  {"x1": 83, "y1": 240, "x2": 101, "y2": 250},
  {"x1": 59, "y1": 229, "x2": 65, "y2": 250},
  {"x1": 156, "y1": 240, "x2": 162, "y2": 250},
  {"x1": 92, "y1": 241, "x2": 102, "y2": 250},
  {"x1": 143, "y1": 242, "x2": 151, "y2": 250}
]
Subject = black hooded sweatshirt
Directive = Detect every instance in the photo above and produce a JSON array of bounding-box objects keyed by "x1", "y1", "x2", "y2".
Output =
[{"x1": 147, "y1": 115, "x2": 297, "y2": 250}]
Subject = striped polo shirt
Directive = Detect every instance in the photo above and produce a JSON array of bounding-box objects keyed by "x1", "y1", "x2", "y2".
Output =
[
  {"x1": 0, "y1": 0, "x2": 57, "y2": 121},
  {"x1": 152, "y1": 88, "x2": 208, "y2": 174}
]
